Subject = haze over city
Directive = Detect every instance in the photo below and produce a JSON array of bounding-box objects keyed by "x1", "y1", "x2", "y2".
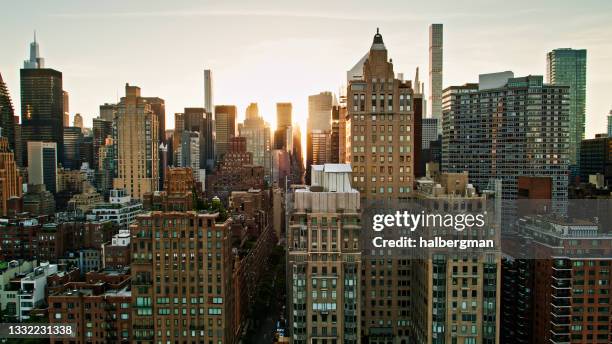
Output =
[{"x1": 1, "y1": 0, "x2": 611, "y2": 137}]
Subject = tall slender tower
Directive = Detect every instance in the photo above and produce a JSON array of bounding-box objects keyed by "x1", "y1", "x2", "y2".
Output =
[
  {"x1": 23, "y1": 31, "x2": 45, "y2": 69},
  {"x1": 20, "y1": 35, "x2": 64, "y2": 166},
  {"x1": 428, "y1": 24, "x2": 443, "y2": 132},
  {"x1": 204, "y1": 69, "x2": 213, "y2": 113},
  {"x1": 547, "y1": 48, "x2": 587, "y2": 179}
]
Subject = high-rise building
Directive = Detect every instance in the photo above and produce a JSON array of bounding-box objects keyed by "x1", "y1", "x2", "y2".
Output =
[
  {"x1": 421, "y1": 118, "x2": 439, "y2": 150},
  {"x1": 62, "y1": 90, "x2": 69, "y2": 127},
  {"x1": 346, "y1": 29, "x2": 418, "y2": 199},
  {"x1": 429, "y1": 24, "x2": 443, "y2": 132},
  {"x1": 92, "y1": 117, "x2": 113, "y2": 168},
  {"x1": 20, "y1": 67, "x2": 64, "y2": 166},
  {"x1": 306, "y1": 92, "x2": 334, "y2": 182},
  {"x1": 580, "y1": 135, "x2": 612, "y2": 188},
  {"x1": 73, "y1": 113, "x2": 83, "y2": 129},
  {"x1": 27, "y1": 141, "x2": 57, "y2": 193},
  {"x1": 214, "y1": 105, "x2": 236, "y2": 160},
  {"x1": 183, "y1": 107, "x2": 215, "y2": 171},
  {"x1": 0, "y1": 137, "x2": 22, "y2": 216},
  {"x1": 204, "y1": 69, "x2": 213, "y2": 112},
  {"x1": 23, "y1": 32, "x2": 44, "y2": 69},
  {"x1": 287, "y1": 164, "x2": 361, "y2": 344},
  {"x1": 275, "y1": 102, "x2": 293, "y2": 151},
  {"x1": 143, "y1": 97, "x2": 165, "y2": 145},
  {"x1": 412, "y1": 173, "x2": 500, "y2": 344},
  {"x1": 63, "y1": 127, "x2": 83, "y2": 170},
  {"x1": 442, "y1": 72, "x2": 569, "y2": 211},
  {"x1": 607, "y1": 109, "x2": 612, "y2": 138},
  {"x1": 178, "y1": 130, "x2": 200, "y2": 175},
  {"x1": 238, "y1": 103, "x2": 272, "y2": 181},
  {"x1": 130, "y1": 211, "x2": 235, "y2": 343},
  {"x1": 0, "y1": 72, "x2": 15, "y2": 151},
  {"x1": 547, "y1": 49, "x2": 587, "y2": 178},
  {"x1": 112, "y1": 84, "x2": 159, "y2": 199}
]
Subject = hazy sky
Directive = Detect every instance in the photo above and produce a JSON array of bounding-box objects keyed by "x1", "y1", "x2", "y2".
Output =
[{"x1": 1, "y1": 0, "x2": 611, "y2": 138}]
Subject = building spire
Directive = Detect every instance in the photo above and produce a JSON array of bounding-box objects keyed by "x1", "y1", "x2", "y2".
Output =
[{"x1": 34, "y1": 30, "x2": 36, "y2": 43}]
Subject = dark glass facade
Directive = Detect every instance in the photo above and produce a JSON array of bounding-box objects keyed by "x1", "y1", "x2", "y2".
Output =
[{"x1": 20, "y1": 68, "x2": 64, "y2": 165}]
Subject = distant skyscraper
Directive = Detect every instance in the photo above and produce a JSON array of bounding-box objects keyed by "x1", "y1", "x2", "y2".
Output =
[
  {"x1": 73, "y1": 113, "x2": 83, "y2": 129},
  {"x1": 92, "y1": 117, "x2": 112, "y2": 168},
  {"x1": 275, "y1": 102, "x2": 292, "y2": 150},
  {"x1": 62, "y1": 91, "x2": 69, "y2": 127},
  {"x1": 183, "y1": 107, "x2": 215, "y2": 171},
  {"x1": 547, "y1": 48, "x2": 587, "y2": 178},
  {"x1": 306, "y1": 92, "x2": 334, "y2": 182},
  {"x1": 608, "y1": 109, "x2": 612, "y2": 137},
  {"x1": 113, "y1": 84, "x2": 159, "y2": 199},
  {"x1": 0, "y1": 72, "x2": 15, "y2": 151},
  {"x1": 204, "y1": 69, "x2": 213, "y2": 112},
  {"x1": 20, "y1": 68, "x2": 64, "y2": 166},
  {"x1": 63, "y1": 127, "x2": 83, "y2": 170},
  {"x1": 178, "y1": 131, "x2": 200, "y2": 178},
  {"x1": 0, "y1": 137, "x2": 22, "y2": 216},
  {"x1": 27, "y1": 141, "x2": 57, "y2": 193},
  {"x1": 23, "y1": 32, "x2": 44, "y2": 69},
  {"x1": 214, "y1": 105, "x2": 236, "y2": 160},
  {"x1": 142, "y1": 96, "x2": 165, "y2": 144},
  {"x1": 429, "y1": 24, "x2": 443, "y2": 132},
  {"x1": 442, "y1": 72, "x2": 569, "y2": 211},
  {"x1": 238, "y1": 103, "x2": 272, "y2": 182}
]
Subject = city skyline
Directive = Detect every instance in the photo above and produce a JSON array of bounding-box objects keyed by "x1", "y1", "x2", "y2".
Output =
[{"x1": 1, "y1": 0, "x2": 611, "y2": 140}]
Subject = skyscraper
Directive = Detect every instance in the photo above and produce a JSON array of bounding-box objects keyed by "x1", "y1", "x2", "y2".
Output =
[
  {"x1": 92, "y1": 117, "x2": 113, "y2": 168},
  {"x1": 23, "y1": 32, "x2": 44, "y2": 69},
  {"x1": 183, "y1": 107, "x2": 215, "y2": 171},
  {"x1": 608, "y1": 109, "x2": 612, "y2": 137},
  {"x1": 62, "y1": 91, "x2": 70, "y2": 127},
  {"x1": 63, "y1": 127, "x2": 83, "y2": 170},
  {"x1": 27, "y1": 141, "x2": 57, "y2": 193},
  {"x1": 306, "y1": 92, "x2": 334, "y2": 182},
  {"x1": 113, "y1": 84, "x2": 159, "y2": 199},
  {"x1": 214, "y1": 105, "x2": 236, "y2": 160},
  {"x1": 287, "y1": 164, "x2": 361, "y2": 344},
  {"x1": 346, "y1": 29, "x2": 418, "y2": 200},
  {"x1": 429, "y1": 24, "x2": 443, "y2": 132},
  {"x1": 204, "y1": 69, "x2": 213, "y2": 112},
  {"x1": 238, "y1": 103, "x2": 272, "y2": 182},
  {"x1": 73, "y1": 113, "x2": 83, "y2": 129},
  {"x1": 547, "y1": 48, "x2": 587, "y2": 179},
  {"x1": 0, "y1": 72, "x2": 15, "y2": 151},
  {"x1": 20, "y1": 35, "x2": 64, "y2": 166},
  {"x1": 178, "y1": 130, "x2": 200, "y2": 177},
  {"x1": 442, "y1": 72, "x2": 569, "y2": 211},
  {"x1": 275, "y1": 102, "x2": 293, "y2": 151}
]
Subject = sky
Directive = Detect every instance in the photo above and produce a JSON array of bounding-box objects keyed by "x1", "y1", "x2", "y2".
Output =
[{"x1": 1, "y1": 0, "x2": 611, "y2": 139}]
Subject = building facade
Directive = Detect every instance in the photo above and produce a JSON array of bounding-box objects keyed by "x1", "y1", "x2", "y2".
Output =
[
  {"x1": 442, "y1": 72, "x2": 570, "y2": 211},
  {"x1": 346, "y1": 29, "x2": 417, "y2": 199},
  {"x1": 113, "y1": 84, "x2": 160, "y2": 199},
  {"x1": 547, "y1": 49, "x2": 587, "y2": 178},
  {"x1": 287, "y1": 164, "x2": 361, "y2": 344},
  {"x1": 214, "y1": 105, "x2": 236, "y2": 161}
]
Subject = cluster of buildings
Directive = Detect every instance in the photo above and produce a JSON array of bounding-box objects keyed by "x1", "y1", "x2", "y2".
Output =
[{"x1": 0, "y1": 19, "x2": 609, "y2": 344}]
